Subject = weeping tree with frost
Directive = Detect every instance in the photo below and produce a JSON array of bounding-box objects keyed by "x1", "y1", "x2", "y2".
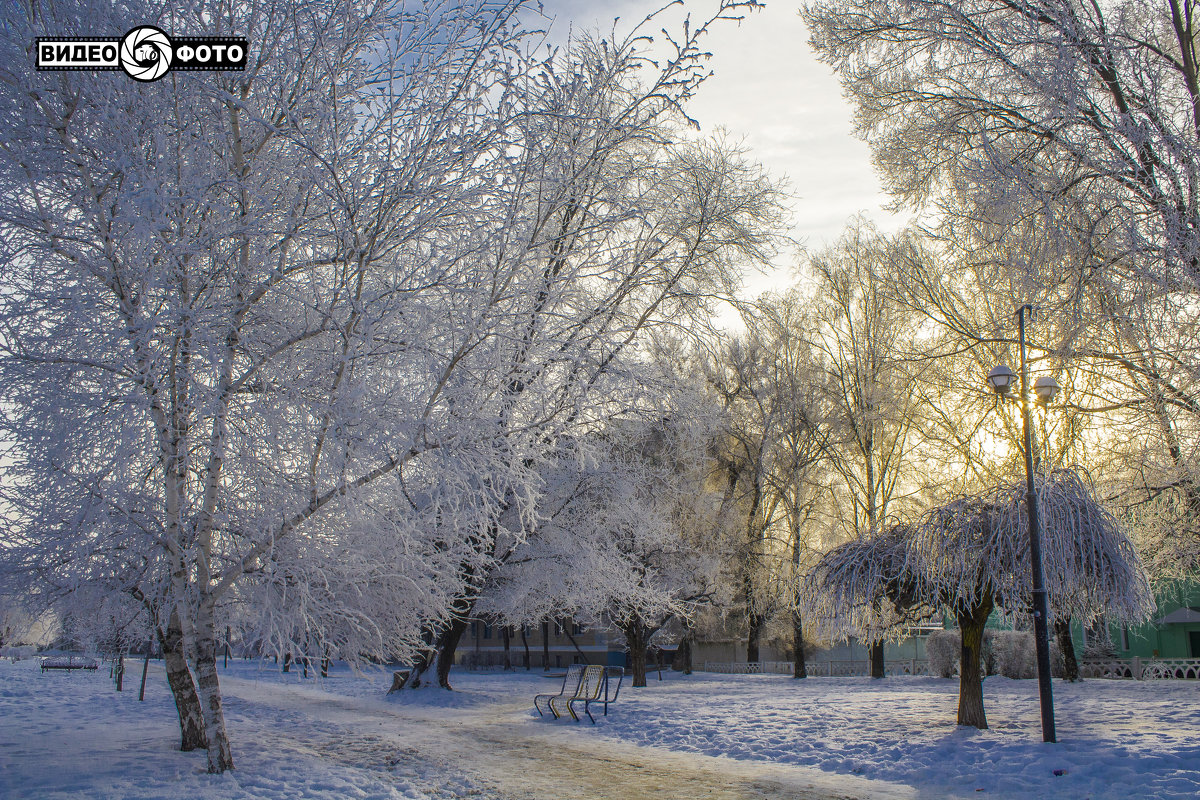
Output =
[{"x1": 804, "y1": 468, "x2": 1152, "y2": 729}]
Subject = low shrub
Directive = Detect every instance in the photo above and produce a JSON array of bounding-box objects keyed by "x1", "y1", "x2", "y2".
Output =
[{"x1": 927, "y1": 630, "x2": 959, "y2": 678}]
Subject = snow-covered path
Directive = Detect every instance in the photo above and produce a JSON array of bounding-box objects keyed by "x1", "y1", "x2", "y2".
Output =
[{"x1": 219, "y1": 671, "x2": 913, "y2": 800}]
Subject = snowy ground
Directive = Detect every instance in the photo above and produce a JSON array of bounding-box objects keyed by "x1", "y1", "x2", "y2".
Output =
[{"x1": 1, "y1": 657, "x2": 1196, "y2": 799}]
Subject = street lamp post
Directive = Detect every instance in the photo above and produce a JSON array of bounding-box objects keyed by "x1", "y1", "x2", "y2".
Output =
[{"x1": 986, "y1": 304, "x2": 1058, "y2": 744}]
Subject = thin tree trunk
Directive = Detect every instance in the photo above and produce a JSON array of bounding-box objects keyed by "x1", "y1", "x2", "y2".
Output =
[
  {"x1": 520, "y1": 625, "x2": 531, "y2": 670},
  {"x1": 869, "y1": 641, "x2": 885, "y2": 679},
  {"x1": 502, "y1": 626, "x2": 512, "y2": 670},
  {"x1": 793, "y1": 609, "x2": 807, "y2": 679},
  {"x1": 623, "y1": 621, "x2": 649, "y2": 688},
  {"x1": 1055, "y1": 618, "x2": 1080, "y2": 682},
  {"x1": 138, "y1": 638, "x2": 151, "y2": 702},
  {"x1": 956, "y1": 593, "x2": 995, "y2": 730},
  {"x1": 115, "y1": 653, "x2": 124, "y2": 691},
  {"x1": 542, "y1": 619, "x2": 550, "y2": 671},
  {"x1": 158, "y1": 609, "x2": 206, "y2": 752},
  {"x1": 563, "y1": 625, "x2": 591, "y2": 664},
  {"x1": 792, "y1": 523, "x2": 808, "y2": 679}
]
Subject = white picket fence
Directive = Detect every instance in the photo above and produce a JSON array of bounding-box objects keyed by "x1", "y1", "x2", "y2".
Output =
[
  {"x1": 704, "y1": 658, "x2": 1200, "y2": 680},
  {"x1": 703, "y1": 660, "x2": 931, "y2": 677}
]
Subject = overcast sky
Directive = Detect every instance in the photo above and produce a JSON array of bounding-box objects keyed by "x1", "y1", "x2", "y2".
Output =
[{"x1": 535, "y1": 0, "x2": 907, "y2": 297}]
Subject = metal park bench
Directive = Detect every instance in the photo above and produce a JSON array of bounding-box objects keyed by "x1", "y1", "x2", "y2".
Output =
[
  {"x1": 538, "y1": 665, "x2": 624, "y2": 724},
  {"x1": 40, "y1": 655, "x2": 99, "y2": 673},
  {"x1": 534, "y1": 663, "x2": 585, "y2": 717}
]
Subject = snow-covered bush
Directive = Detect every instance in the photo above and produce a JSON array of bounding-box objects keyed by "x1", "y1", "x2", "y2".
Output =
[
  {"x1": 927, "y1": 630, "x2": 959, "y2": 678},
  {"x1": 1083, "y1": 632, "x2": 1117, "y2": 660},
  {"x1": 929, "y1": 628, "x2": 1003, "y2": 677},
  {"x1": 991, "y1": 630, "x2": 1036, "y2": 679}
]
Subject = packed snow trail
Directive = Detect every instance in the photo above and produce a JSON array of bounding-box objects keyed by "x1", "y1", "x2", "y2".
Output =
[{"x1": 220, "y1": 674, "x2": 915, "y2": 800}]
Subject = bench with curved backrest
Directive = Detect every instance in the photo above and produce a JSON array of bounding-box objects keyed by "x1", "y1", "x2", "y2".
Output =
[
  {"x1": 533, "y1": 663, "x2": 585, "y2": 717},
  {"x1": 552, "y1": 664, "x2": 626, "y2": 724},
  {"x1": 549, "y1": 664, "x2": 602, "y2": 722}
]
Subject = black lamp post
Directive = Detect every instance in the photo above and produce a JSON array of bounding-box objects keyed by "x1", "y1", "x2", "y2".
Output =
[{"x1": 986, "y1": 304, "x2": 1058, "y2": 744}]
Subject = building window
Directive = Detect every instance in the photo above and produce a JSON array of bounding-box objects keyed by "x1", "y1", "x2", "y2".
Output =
[
  {"x1": 572, "y1": 623, "x2": 583, "y2": 635},
  {"x1": 483, "y1": 623, "x2": 492, "y2": 639},
  {"x1": 554, "y1": 620, "x2": 564, "y2": 636}
]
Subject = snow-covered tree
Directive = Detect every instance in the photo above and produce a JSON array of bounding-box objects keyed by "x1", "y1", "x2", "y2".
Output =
[
  {"x1": 803, "y1": 469, "x2": 1152, "y2": 729},
  {"x1": 478, "y1": 374, "x2": 740, "y2": 688},
  {"x1": 0, "y1": 0, "x2": 779, "y2": 771}
]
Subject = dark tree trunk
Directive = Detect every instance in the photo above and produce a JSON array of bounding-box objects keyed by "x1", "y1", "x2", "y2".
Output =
[
  {"x1": 623, "y1": 621, "x2": 649, "y2": 687},
  {"x1": 746, "y1": 607, "x2": 764, "y2": 664},
  {"x1": 956, "y1": 593, "x2": 995, "y2": 729},
  {"x1": 520, "y1": 625, "x2": 531, "y2": 670},
  {"x1": 869, "y1": 641, "x2": 885, "y2": 679},
  {"x1": 321, "y1": 647, "x2": 330, "y2": 678},
  {"x1": 402, "y1": 624, "x2": 439, "y2": 688},
  {"x1": 502, "y1": 626, "x2": 512, "y2": 670},
  {"x1": 158, "y1": 609, "x2": 206, "y2": 752},
  {"x1": 282, "y1": 652, "x2": 291, "y2": 673},
  {"x1": 672, "y1": 631, "x2": 693, "y2": 675},
  {"x1": 138, "y1": 641, "x2": 151, "y2": 702},
  {"x1": 793, "y1": 609, "x2": 807, "y2": 679},
  {"x1": 435, "y1": 615, "x2": 470, "y2": 689},
  {"x1": 1055, "y1": 617, "x2": 1080, "y2": 682},
  {"x1": 542, "y1": 619, "x2": 550, "y2": 671},
  {"x1": 115, "y1": 653, "x2": 125, "y2": 691}
]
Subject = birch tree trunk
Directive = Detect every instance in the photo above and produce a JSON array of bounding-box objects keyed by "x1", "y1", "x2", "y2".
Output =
[
  {"x1": 190, "y1": 601, "x2": 234, "y2": 772},
  {"x1": 158, "y1": 609, "x2": 207, "y2": 752}
]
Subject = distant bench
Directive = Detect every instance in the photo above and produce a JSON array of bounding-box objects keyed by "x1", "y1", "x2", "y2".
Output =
[
  {"x1": 534, "y1": 664, "x2": 623, "y2": 724},
  {"x1": 40, "y1": 656, "x2": 99, "y2": 673}
]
